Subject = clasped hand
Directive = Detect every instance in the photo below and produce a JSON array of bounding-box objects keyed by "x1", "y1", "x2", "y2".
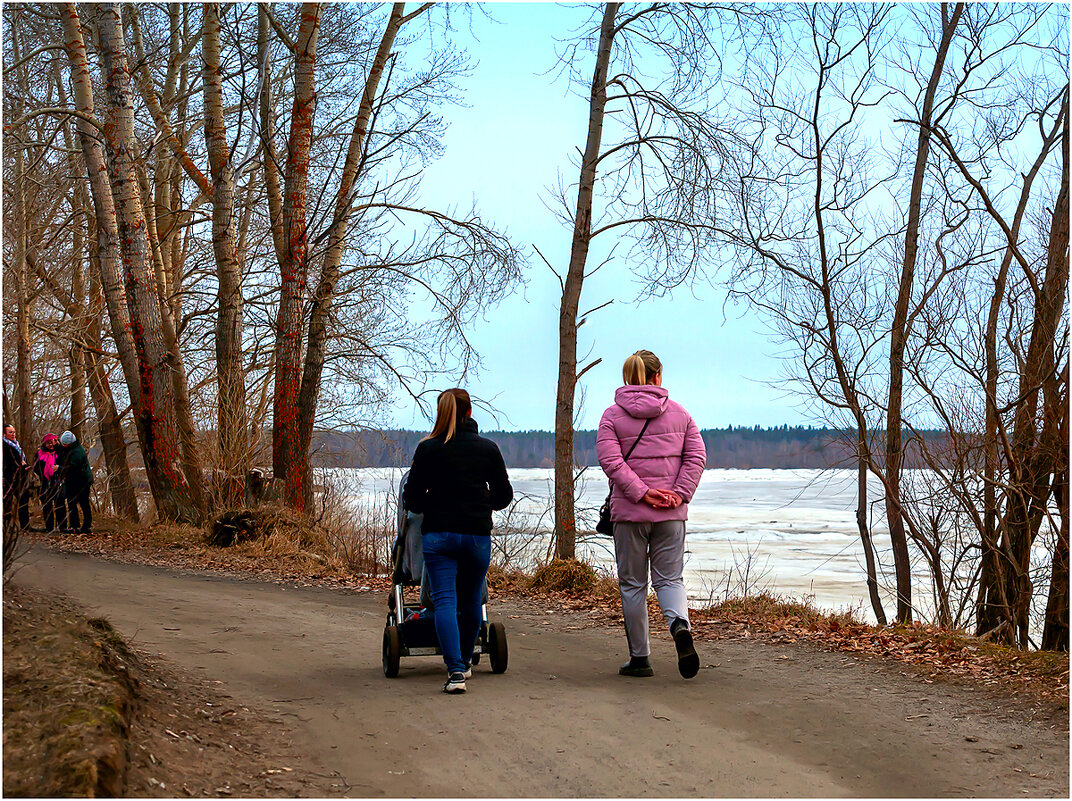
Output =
[{"x1": 642, "y1": 488, "x2": 682, "y2": 509}]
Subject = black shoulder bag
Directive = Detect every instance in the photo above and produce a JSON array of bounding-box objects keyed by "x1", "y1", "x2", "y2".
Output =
[{"x1": 596, "y1": 418, "x2": 652, "y2": 536}]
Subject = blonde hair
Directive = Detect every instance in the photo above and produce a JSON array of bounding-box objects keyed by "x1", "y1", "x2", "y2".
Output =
[
  {"x1": 426, "y1": 388, "x2": 472, "y2": 443},
  {"x1": 623, "y1": 350, "x2": 662, "y2": 385}
]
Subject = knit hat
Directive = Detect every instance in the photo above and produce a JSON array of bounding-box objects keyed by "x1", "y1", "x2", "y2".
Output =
[{"x1": 59, "y1": 431, "x2": 76, "y2": 446}]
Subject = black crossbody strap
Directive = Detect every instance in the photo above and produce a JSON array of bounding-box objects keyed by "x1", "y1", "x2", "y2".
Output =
[{"x1": 622, "y1": 418, "x2": 652, "y2": 464}]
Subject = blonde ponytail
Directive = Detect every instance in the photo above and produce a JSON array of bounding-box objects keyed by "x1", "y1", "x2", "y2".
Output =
[
  {"x1": 426, "y1": 388, "x2": 473, "y2": 443},
  {"x1": 622, "y1": 350, "x2": 662, "y2": 386}
]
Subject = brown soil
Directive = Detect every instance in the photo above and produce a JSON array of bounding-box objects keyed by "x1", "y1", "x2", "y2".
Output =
[
  {"x1": 3, "y1": 586, "x2": 135, "y2": 797},
  {"x1": 12, "y1": 545, "x2": 1070, "y2": 797},
  {"x1": 3, "y1": 584, "x2": 342, "y2": 797}
]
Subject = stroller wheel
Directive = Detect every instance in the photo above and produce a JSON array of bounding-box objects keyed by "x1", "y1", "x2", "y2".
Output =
[
  {"x1": 382, "y1": 625, "x2": 401, "y2": 678},
  {"x1": 488, "y1": 621, "x2": 508, "y2": 674}
]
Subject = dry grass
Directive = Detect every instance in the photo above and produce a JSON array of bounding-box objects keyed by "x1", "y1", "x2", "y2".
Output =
[
  {"x1": 3, "y1": 586, "x2": 139, "y2": 797},
  {"x1": 530, "y1": 558, "x2": 598, "y2": 592},
  {"x1": 697, "y1": 591, "x2": 861, "y2": 630},
  {"x1": 35, "y1": 507, "x2": 395, "y2": 595},
  {"x1": 693, "y1": 590, "x2": 1069, "y2": 702},
  {"x1": 487, "y1": 558, "x2": 620, "y2": 603}
]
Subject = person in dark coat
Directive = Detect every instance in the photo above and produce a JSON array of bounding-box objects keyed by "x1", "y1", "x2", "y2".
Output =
[
  {"x1": 403, "y1": 388, "x2": 513, "y2": 694},
  {"x1": 33, "y1": 433, "x2": 67, "y2": 533},
  {"x1": 58, "y1": 430, "x2": 93, "y2": 534},
  {"x1": 3, "y1": 423, "x2": 31, "y2": 530}
]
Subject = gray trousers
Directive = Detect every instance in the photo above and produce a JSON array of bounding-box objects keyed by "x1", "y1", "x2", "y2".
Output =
[{"x1": 612, "y1": 520, "x2": 689, "y2": 657}]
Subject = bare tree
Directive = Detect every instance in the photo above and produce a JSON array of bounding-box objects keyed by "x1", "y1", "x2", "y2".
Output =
[
  {"x1": 270, "y1": 3, "x2": 321, "y2": 511},
  {"x1": 724, "y1": 3, "x2": 896, "y2": 624},
  {"x1": 295, "y1": 1, "x2": 431, "y2": 506},
  {"x1": 202, "y1": 3, "x2": 248, "y2": 508},
  {"x1": 550, "y1": 3, "x2": 758, "y2": 558},
  {"x1": 883, "y1": 2, "x2": 963, "y2": 623},
  {"x1": 76, "y1": 3, "x2": 201, "y2": 522}
]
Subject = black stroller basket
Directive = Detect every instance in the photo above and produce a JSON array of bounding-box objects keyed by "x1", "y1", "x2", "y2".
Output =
[{"x1": 382, "y1": 471, "x2": 507, "y2": 677}]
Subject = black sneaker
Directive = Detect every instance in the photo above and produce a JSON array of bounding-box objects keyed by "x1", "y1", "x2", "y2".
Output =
[
  {"x1": 619, "y1": 656, "x2": 654, "y2": 677},
  {"x1": 443, "y1": 672, "x2": 467, "y2": 693},
  {"x1": 671, "y1": 618, "x2": 699, "y2": 679}
]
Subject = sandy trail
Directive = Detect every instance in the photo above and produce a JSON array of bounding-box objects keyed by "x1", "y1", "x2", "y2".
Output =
[{"x1": 14, "y1": 547, "x2": 1068, "y2": 797}]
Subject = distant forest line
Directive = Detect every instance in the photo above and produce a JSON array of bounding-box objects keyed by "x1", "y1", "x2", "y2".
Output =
[{"x1": 312, "y1": 426, "x2": 952, "y2": 470}]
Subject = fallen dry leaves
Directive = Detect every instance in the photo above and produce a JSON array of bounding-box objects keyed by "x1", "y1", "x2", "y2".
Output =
[{"x1": 689, "y1": 593, "x2": 1069, "y2": 705}]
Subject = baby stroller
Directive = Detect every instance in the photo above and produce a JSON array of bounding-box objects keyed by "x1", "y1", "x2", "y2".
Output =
[{"x1": 382, "y1": 471, "x2": 508, "y2": 677}]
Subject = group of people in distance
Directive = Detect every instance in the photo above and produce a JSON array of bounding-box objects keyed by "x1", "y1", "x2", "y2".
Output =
[
  {"x1": 2, "y1": 425, "x2": 94, "y2": 535},
  {"x1": 403, "y1": 349, "x2": 707, "y2": 693}
]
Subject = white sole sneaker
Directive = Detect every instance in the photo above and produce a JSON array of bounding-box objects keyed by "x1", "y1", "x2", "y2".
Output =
[{"x1": 443, "y1": 674, "x2": 467, "y2": 693}]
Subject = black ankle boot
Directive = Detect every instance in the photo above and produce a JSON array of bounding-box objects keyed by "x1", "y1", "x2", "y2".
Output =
[
  {"x1": 619, "y1": 655, "x2": 654, "y2": 677},
  {"x1": 671, "y1": 618, "x2": 699, "y2": 679}
]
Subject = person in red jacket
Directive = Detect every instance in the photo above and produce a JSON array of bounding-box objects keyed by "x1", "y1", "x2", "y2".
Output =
[{"x1": 596, "y1": 350, "x2": 707, "y2": 679}]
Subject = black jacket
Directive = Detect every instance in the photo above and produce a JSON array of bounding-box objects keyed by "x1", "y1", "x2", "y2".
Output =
[
  {"x1": 3, "y1": 438, "x2": 26, "y2": 494},
  {"x1": 59, "y1": 442, "x2": 93, "y2": 493},
  {"x1": 403, "y1": 418, "x2": 513, "y2": 537}
]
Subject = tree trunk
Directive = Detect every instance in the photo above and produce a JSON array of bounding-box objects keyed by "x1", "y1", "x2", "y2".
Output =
[
  {"x1": 975, "y1": 101, "x2": 1064, "y2": 637},
  {"x1": 93, "y1": 3, "x2": 200, "y2": 523},
  {"x1": 296, "y1": 2, "x2": 408, "y2": 506},
  {"x1": 856, "y1": 442, "x2": 887, "y2": 625},
  {"x1": 1042, "y1": 358, "x2": 1069, "y2": 650},
  {"x1": 69, "y1": 196, "x2": 87, "y2": 441},
  {"x1": 258, "y1": 5, "x2": 286, "y2": 267},
  {"x1": 134, "y1": 161, "x2": 207, "y2": 518},
  {"x1": 84, "y1": 212, "x2": 140, "y2": 522},
  {"x1": 1000, "y1": 94, "x2": 1069, "y2": 647},
  {"x1": 58, "y1": 7, "x2": 145, "y2": 519},
  {"x1": 11, "y1": 23, "x2": 33, "y2": 448},
  {"x1": 272, "y1": 3, "x2": 321, "y2": 512},
  {"x1": 59, "y1": 4, "x2": 141, "y2": 396},
  {"x1": 203, "y1": 3, "x2": 248, "y2": 509},
  {"x1": 885, "y1": 3, "x2": 963, "y2": 623},
  {"x1": 554, "y1": 3, "x2": 618, "y2": 560},
  {"x1": 14, "y1": 138, "x2": 33, "y2": 449}
]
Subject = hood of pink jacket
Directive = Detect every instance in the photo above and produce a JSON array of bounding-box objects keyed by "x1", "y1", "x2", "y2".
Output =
[{"x1": 613, "y1": 385, "x2": 669, "y2": 419}]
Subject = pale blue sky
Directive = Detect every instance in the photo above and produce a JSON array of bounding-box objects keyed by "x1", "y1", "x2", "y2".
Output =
[{"x1": 388, "y1": 3, "x2": 813, "y2": 432}]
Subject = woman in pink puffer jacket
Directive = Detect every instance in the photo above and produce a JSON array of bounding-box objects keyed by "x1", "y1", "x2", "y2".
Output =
[{"x1": 596, "y1": 350, "x2": 706, "y2": 679}]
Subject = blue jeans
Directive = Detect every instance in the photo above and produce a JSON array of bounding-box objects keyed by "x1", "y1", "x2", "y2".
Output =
[{"x1": 422, "y1": 531, "x2": 491, "y2": 674}]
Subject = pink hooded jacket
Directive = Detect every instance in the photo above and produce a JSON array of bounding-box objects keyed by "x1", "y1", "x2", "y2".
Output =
[{"x1": 596, "y1": 385, "x2": 707, "y2": 523}]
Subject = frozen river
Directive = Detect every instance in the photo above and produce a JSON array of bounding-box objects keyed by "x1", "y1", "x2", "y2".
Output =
[{"x1": 325, "y1": 466, "x2": 914, "y2": 622}]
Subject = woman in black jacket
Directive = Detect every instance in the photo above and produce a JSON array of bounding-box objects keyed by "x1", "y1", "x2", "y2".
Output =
[{"x1": 403, "y1": 388, "x2": 513, "y2": 694}]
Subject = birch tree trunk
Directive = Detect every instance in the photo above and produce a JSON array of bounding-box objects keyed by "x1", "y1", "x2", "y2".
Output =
[
  {"x1": 203, "y1": 2, "x2": 248, "y2": 509},
  {"x1": 10, "y1": 24, "x2": 33, "y2": 448},
  {"x1": 85, "y1": 212, "x2": 140, "y2": 521},
  {"x1": 59, "y1": 3, "x2": 147, "y2": 520},
  {"x1": 134, "y1": 162, "x2": 206, "y2": 518},
  {"x1": 554, "y1": 3, "x2": 618, "y2": 559},
  {"x1": 258, "y1": 5, "x2": 286, "y2": 267},
  {"x1": 69, "y1": 189, "x2": 87, "y2": 441},
  {"x1": 92, "y1": 3, "x2": 200, "y2": 523},
  {"x1": 296, "y1": 2, "x2": 410, "y2": 506},
  {"x1": 885, "y1": 2, "x2": 962, "y2": 623},
  {"x1": 272, "y1": 3, "x2": 321, "y2": 512},
  {"x1": 14, "y1": 141, "x2": 33, "y2": 448}
]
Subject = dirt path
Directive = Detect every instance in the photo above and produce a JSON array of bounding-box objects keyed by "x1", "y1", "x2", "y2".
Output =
[{"x1": 14, "y1": 547, "x2": 1068, "y2": 797}]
